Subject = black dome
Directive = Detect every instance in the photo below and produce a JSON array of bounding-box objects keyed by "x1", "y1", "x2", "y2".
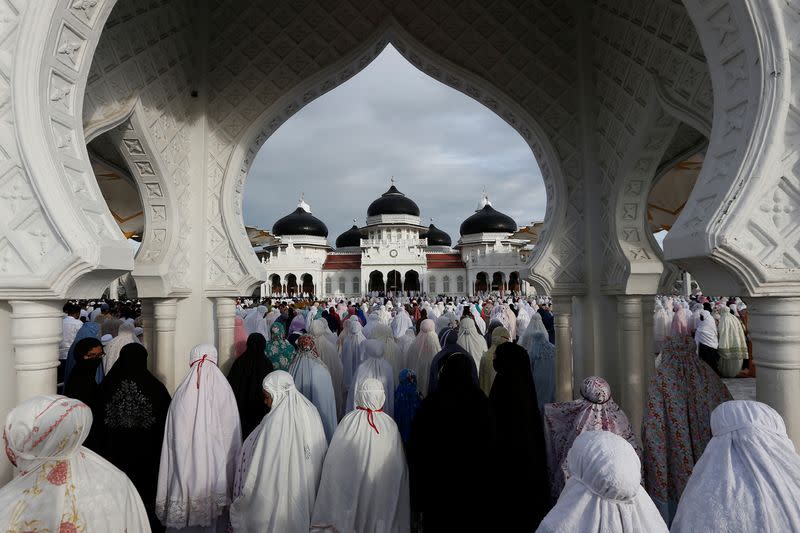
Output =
[
  {"x1": 367, "y1": 185, "x2": 420, "y2": 217},
  {"x1": 421, "y1": 223, "x2": 452, "y2": 247},
  {"x1": 459, "y1": 204, "x2": 517, "y2": 236},
  {"x1": 335, "y1": 224, "x2": 362, "y2": 248},
  {"x1": 272, "y1": 207, "x2": 328, "y2": 237}
]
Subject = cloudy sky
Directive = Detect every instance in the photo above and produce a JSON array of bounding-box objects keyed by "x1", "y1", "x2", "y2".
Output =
[{"x1": 243, "y1": 44, "x2": 546, "y2": 243}]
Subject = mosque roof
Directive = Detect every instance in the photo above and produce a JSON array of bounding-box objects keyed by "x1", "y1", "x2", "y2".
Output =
[
  {"x1": 426, "y1": 253, "x2": 466, "y2": 269},
  {"x1": 366, "y1": 184, "x2": 420, "y2": 217},
  {"x1": 322, "y1": 254, "x2": 362, "y2": 270},
  {"x1": 272, "y1": 199, "x2": 328, "y2": 237},
  {"x1": 459, "y1": 195, "x2": 517, "y2": 236},
  {"x1": 421, "y1": 223, "x2": 452, "y2": 246},
  {"x1": 335, "y1": 223, "x2": 362, "y2": 248}
]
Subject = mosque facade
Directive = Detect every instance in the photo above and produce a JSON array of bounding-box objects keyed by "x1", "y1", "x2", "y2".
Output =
[{"x1": 256, "y1": 185, "x2": 535, "y2": 298}]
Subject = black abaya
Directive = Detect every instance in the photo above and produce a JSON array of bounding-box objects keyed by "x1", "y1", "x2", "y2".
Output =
[
  {"x1": 227, "y1": 332, "x2": 273, "y2": 439},
  {"x1": 490, "y1": 342, "x2": 551, "y2": 530},
  {"x1": 63, "y1": 338, "x2": 103, "y2": 451},
  {"x1": 95, "y1": 343, "x2": 171, "y2": 533},
  {"x1": 409, "y1": 352, "x2": 495, "y2": 532}
]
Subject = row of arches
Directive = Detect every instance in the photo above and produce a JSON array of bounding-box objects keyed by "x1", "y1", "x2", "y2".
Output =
[
  {"x1": 267, "y1": 273, "x2": 315, "y2": 296},
  {"x1": 367, "y1": 270, "x2": 420, "y2": 293}
]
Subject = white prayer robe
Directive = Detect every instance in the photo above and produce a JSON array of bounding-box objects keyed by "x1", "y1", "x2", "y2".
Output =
[
  {"x1": 0, "y1": 395, "x2": 150, "y2": 532},
  {"x1": 156, "y1": 344, "x2": 242, "y2": 531},
  {"x1": 230, "y1": 372, "x2": 328, "y2": 533},
  {"x1": 310, "y1": 319, "x2": 345, "y2": 418},
  {"x1": 347, "y1": 339, "x2": 396, "y2": 418},
  {"x1": 406, "y1": 319, "x2": 442, "y2": 398},
  {"x1": 311, "y1": 379, "x2": 410, "y2": 533},
  {"x1": 457, "y1": 317, "x2": 488, "y2": 372},
  {"x1": 290, "y1": 347, "x2": 339, "y2": 443}
]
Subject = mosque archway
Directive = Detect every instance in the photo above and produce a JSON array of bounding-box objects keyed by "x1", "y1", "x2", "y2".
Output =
[
  {"x1": 301, "y1": 273, "x2": 314, "y2": 296},
  {"x1": 368, "y1": 271, "x2": 385, "y2": 293},
  {"x1": 285, "y1": 274, "x2": 298, "y2": 296},
  {"x1": 491, "y1": 272, "x2": 505, "y2": 292},
  {"x1": 509, "y1": 272, "x2": 521, "y2": 293},
  {"x1": 387, "y1": 270, "x2": 403, "y2": 293},
  {"x1": 404, "y1": 270, "x2": 420, "y2": 294},
  {"x1": 475, "y1": 272, "x2": 489, "y2": 293},
  {"x1": 269, "y1": 274, "x2": 281, "y2": 295}
]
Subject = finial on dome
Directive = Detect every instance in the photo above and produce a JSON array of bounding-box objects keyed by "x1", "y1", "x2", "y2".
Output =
[
  {"x1": 353, "y1": 218, "x2": 357, "y2": 226},
  {"x1": 297, "y1": 193, "x2": 311, "y2": 213},
  {"x1": 390, "y1": 176, "x2": 395, "y2": 185},
  {"x1": 477, "y1": 188, "x2": 492, "y2": 210}
]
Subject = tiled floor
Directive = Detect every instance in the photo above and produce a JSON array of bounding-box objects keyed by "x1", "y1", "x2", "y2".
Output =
[{"x1": 722, "y1": 377, "x2": 756, "y2": 401}]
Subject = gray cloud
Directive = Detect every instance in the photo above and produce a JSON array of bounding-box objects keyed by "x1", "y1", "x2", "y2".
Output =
[{"x1": 244, "y1": 44, "x2": 546, "y2": 244}]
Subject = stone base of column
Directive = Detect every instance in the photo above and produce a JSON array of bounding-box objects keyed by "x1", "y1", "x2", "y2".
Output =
[
  {"x1": 10, "y1": 300, "x2": 63, "y2": 403},
  {"x1": 215, "y1": 297, "x2": 236, "y2": 374},
  {"x1": 553, "y1": 296, "x2": 573, "y2": 402},
  {"x1": 153, "y1": 298, "x2": 178, "y2": 390}
]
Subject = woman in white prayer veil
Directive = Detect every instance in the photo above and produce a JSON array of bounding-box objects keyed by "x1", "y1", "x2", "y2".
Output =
[
  {"x1": 716, "y1": 306, "x2": 748, "y2": 377},
  {"x1": 672, "y1": 400, "x2": 800, "y2": 532},
  {"x1": 156, "y1": 344, "x2": 242, "y2": 532},
  {"x1": 0, "y1": 395, "x2": 150, "y2": 533},
  {"x1": 347, "y1": 339, "x2": 395, "y2": 418},
  {"x1": 457, "y1": 317, "x2": 489, "y2": 372},
  {"x1": 501, "y1": 303, "x2": 517, "y2": 340},
  {"x1": 311, "y1": 379, "x2": 410, "y2": 533},
  {"x1": 520, "y1": 312, "x2": 548, "y2": 353},
  {"x1": 537, "y1": 431, "x2": 668, "y2": 533},
  {"x1": 397, "y1": 326, "x2": 416, "y2": 361},
  {"x1": 373, "y1": 323, "x2": 405, "y2": 380},
  {"x1": 470, "y1": 304, "x2": 487, "y2": 335},
  {"x1": 362, "y1": 311, "x2": 380, "y2": 339},
  {"x1": 289, "y1": 335, "x2": 338, "y2": 442},
  {"x1": 243, "y1": 306, "x2": 264, "y2": 335},
  {"x1": 341, "y1": 317, "x2": 367, "y2": 395},
  {"x1": 305, "y1": 304, "x2": 318, "y2": 331},
  {"x1": 103, "y1": 320, "x2": 141, "y2": 374},
  {"x1": 391, "y1": 307, "x2": 414, "y2": 339},
  {"x1": 309, "y1": 318, "x2": 345, "y2": 418},
  {"x1": 264, "y1": 308, "x2": 280, "y2": 330},
  {"x1": 230, "y1": 371, "x2": 327, "y2": 533},
  {"x1": 515, "y1": 304, "x2": 531, "y2": 340},
  {"x1": 406, "y1": 319, "x2": 442, "y2": 398}
]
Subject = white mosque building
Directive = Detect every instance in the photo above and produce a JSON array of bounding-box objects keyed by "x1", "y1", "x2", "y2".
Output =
[{"x1": 256, "y1": 184, "x2": 535, "y2": 298}]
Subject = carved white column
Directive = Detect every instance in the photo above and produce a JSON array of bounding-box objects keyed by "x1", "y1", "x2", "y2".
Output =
[
  {"x1": 682, "y1": 271, "x2": 692, "y2": 298},
  {"x1": 10, "y1": 301, "x2": 62, "y2": 402},
  {"x1": 109, "y1": 278, "x2": 119, "y2": 300},
  {"x1": 215, "y1": 297, "x2": 236, "y2": 374},
  {"x1": 617, "y1": 296, "x2": 646, "y2": 434},
  {"x1": 749, "y1": 297, "x2": 800, "y2": 447},
  {"x1": 153, "y1": 298, "x2": 178, "y2": 391},
  {"x1": 552, "y1": 296, "x2": 574, "y2": 401},
  {"x1": 139, "y1": 299, "x2": 155, "y2": 372}
]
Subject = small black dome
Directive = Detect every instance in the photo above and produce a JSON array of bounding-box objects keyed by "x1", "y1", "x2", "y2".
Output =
[
  {"x1": 421, "y1": 223, "x2": 452, "y2": 247},
  {"x1": 367, "y1": 185, "x2": 420, "y2": 217},
  {"x1": 335, "y1": 224, "x2": 362, "y2": 248},
  {"x1": 459, "y1": 204, "x2": 517, "y2": 236},
  {"x1": 272, "y1": 207, "x2": 328, "y2": 237}
]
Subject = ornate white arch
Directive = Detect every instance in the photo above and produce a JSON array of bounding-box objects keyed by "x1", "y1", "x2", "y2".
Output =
[{"x1": 215, "y1": 21, "x2": 570, "y2": 296}]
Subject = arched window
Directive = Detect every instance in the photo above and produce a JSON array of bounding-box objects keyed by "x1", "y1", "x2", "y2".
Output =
[
  {"x1": 443, "y1": 275, "x2": 450, "y2": 293},
  {"x1": 429, "y1": 275, "x2": 436, "y2": 293},
  {"x1": 457, "y1": 275, "x2": 464, "y2": 293},
  {"x1": 352, "y1": 277, "x2": 359, "y2": 293},
  {"x1": 325, "y1": 276, "x2": 332, "y2": 294},
  {"x1": 338, "y1": 276, "x2": 346, "y2": 293}
]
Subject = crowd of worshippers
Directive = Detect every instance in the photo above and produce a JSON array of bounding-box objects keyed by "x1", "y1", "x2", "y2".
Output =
[
  {"x1": 654, "y1": 294, "x2": 752, "y2": 378},
  {"x1": 1, "y1": 295, "x2": 799, "y2": 532}
]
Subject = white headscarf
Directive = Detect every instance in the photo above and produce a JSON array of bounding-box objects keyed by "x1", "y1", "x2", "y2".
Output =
[
  {"x1": 309, "y1": 319, "x2": 345, "y2": 418},
  {"x1": 244, "y1": 306, "x2": 268, "y2": 337},
  {"x1": 230, "y1": 371, "x2": 328, "y2": 533},
  {"x1": 515, "y1": 305, "x2": 531, "y2": 338},
  {"x1": 103, "y1": 320, "x2": 141, "y2": 374},
  {"x1": 406, "y1": 319, "x2": 442, "y2": 398},
  {"x1": 311, "y1": 379, "x2": 410, "y2": 533},
  {"x1": 347, "y1": 339, "x2": 395, "y2": 418},
  {"x1": 672, "y1": 401, "x2": 800, "y2": 532},
  {"x1": 470, "y1": 304, "x2": 487, "y2": 335},
  {"x1": 390, "y1": 308, "x2": 414, "y2": 339},
  {"x1": 717, "y1": 306, "x2": 748, "y2": 360},
  {"x1": 290, "y1": 336, "x2": 338, "y2": 443},
  {"x1": 156, "y1": 344, "x2": 242, "y2": 528},
  {"x1": 0, "y1": 396, "x2": 150, "y2": 532},
  {"x1": 373, "y1": 323, "x2": 405, "y2": 380},
  {"x1": 537, "y1": 430, "x2": 668, "y2": 533},
  {"x1": 457, "y1": 317, "x2": 488, "y2": 372},
  {"x1": 694, "y1": 309, "x2": 718, "y2": 348},
  {"x1": 341, "y1": 317, "x2": 368, "y2": 395},
  {"x1": 396, "y1": 327, "x2": 416, "y2": 361}
]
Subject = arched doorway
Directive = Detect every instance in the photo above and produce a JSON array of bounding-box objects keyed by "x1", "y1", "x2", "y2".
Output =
[
  {"x1": 368, "y1": 271, "x2": 385, "y2": 293},
  {"x1": 476, "y1": 272, "x2": 489, "y2": 293},
  {"x1": 301, "y1": 273, "x2": 314, "y2": 295},
  {"x1": 269, "y1": 274, "x2": 281, "y2": 295},
  {"x1": 285, "y1": 274, "x2": 298, "y2": 296},
  {"x1": 491, "y1": 272, "x2": 505, "y2": 292},
  {"x1": 404, "y1": 270, "x2": 420, "y2": 294},
  {"x1": 386, "y1": 270, "x2": 402, "y2": 293},
  {"x1": 509, "y1": 272, "x2": 521, "y2": 292}
]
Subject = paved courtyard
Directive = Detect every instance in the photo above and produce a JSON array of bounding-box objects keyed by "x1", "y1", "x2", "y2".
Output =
[{"x1": 723, "y1": 378, "x2": 756, "y2": 401}]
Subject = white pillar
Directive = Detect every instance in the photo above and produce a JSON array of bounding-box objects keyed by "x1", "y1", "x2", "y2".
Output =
[
  {"x1": 215, "y1": 297, "x2": 236, "y2": 374},
  {"x1": 617, "y1": 295, "x2": 646, "y2": 434},
  {"x1": 10, "y1": 300, "x2": 62, "y2": 402},
  {"x1": 153, "y1": 298, "x2": 178, "y2": 391},
  {"x1": 109, "y1": 278, "x2": 119, "y2": 300},
  {"x1": 749, "y1": 297, "x2": 800, "y2": 447},
  {"x1": 139, "y1": 299, "x2": 155, "y2": 373},
  {"x1": 682, "y1": 271, "x2": 692, "y2": 298},
  {"x1": 552, "y1": 296, "x2": 574, "y2": 402}
]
